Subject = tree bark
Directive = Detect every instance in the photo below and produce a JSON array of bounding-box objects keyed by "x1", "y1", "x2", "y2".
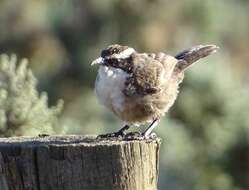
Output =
[{"x1": 0, "y1": 135, "x2": 160, "y2": 190}]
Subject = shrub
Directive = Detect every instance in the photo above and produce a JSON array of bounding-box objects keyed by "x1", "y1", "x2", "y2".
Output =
[{"x1": 0, "y1": 54, "x2": 63, "y2": 137}]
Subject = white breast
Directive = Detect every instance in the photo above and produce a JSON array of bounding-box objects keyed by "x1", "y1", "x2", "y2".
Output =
[{"x1": 95, "y1": 66, "x2": 129, "y2": 114}]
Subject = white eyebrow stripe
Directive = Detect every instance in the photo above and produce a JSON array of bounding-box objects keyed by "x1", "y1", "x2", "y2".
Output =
[{"x1": 113, "y1": 48, "x2": 135, "y2": 59}]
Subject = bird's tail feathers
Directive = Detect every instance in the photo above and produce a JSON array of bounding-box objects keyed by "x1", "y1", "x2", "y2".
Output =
[{"x1": 174, "y1": 44, "x2": 219, "y2": 72}]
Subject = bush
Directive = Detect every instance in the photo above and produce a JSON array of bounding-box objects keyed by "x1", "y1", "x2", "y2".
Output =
[{"x1": 0, "y1": 54, "x2": 63, "y2": 137}]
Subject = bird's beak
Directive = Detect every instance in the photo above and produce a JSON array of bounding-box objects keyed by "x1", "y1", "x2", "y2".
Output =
[{"x1": 91, "y1": 57, "x2": 104, "y2": 66}]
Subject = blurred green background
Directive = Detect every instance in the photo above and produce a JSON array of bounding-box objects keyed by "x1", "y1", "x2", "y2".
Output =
[{"x1": 0, "y1": 0, "x2": 248, "y2": 189}]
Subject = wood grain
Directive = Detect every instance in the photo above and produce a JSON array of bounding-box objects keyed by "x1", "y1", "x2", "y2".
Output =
[{"x1": 0, "y1": 135, "x2": 160, "y2": 190}]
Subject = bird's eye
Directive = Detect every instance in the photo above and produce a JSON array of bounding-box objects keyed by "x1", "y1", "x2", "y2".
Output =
[{"x1": 112, "y1": 48, "x2": 118, "y2": 54}]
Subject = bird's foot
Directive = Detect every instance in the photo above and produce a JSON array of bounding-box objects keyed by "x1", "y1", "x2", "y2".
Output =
[
  {"x1": 97, "y1": 125, "x2": 130, "y2": 139},
  {"x1": 97, "y1": 122, "x2": 158, "y2": 140},
  {"x1": 38, "y1": 133, "x2": 50, "y2": 137},
  {"x1": 123, "y1": 131, "x2": 158, "y2": 140},
  {"x1": 142, "y1": 132, "x2": 158, "y2": 140},
  {"x1": 97, "y1": 131, "x2": 125, "y2": 139},
  {"x1": 123, "y1": 131, "x2": 142, "y2": 140}
]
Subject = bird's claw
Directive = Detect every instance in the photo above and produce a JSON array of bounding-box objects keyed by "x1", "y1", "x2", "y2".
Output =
[
  {"x1": 38, "y1": 134, "x2": 50, "y2": 137},
  {"x1": 142, "y1": 132, "x2": 157, "y2": 140},
  {"x1": 97, "y1": 130, "x2": 125, "y2": 139},
  {"x1": 97, "y1": 131, "x2": 158, "y2": 140},
  {"x1": 123, "y1": 131, "x2": 157, "y2": 140},
  {"x1": 97, "y1": 125, "x2": 130, "y2": 139},
  {"x1": 123, "y1": 131, "x2": 142, "y2": 140}
]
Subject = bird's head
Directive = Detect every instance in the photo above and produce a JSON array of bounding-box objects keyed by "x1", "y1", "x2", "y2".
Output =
[{"x1": 91, "y1": 44, "x2": 135, "y2": 69}]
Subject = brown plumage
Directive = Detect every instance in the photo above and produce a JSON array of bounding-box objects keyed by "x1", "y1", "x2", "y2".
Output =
[
  {"x1": 92, "y1": 44, "x2": 218, "y2": 137},
  {"x1": 119, "y1": 53, "x2": 181, "y2": 123}
]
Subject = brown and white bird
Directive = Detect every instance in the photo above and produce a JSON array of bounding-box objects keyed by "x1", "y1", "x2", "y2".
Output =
[{"x1": 92, "y1": 44, "x2": 218, "y2": 138}]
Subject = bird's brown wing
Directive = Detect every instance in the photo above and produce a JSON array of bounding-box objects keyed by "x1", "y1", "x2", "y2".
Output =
[{"x1": 123, "y1": 53, "x2": 178, "y2": 96}]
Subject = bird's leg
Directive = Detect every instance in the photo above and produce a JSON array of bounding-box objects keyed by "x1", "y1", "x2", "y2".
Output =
[
  {"x1": 117, "y1": 124, "x2": 130, "y2": 134},
  {"x1": 142, "y1": 119, "x2": 160, "y2": 138},
  {"x1": 97, "y1": 125, "x2": 130, "y2": 138}
]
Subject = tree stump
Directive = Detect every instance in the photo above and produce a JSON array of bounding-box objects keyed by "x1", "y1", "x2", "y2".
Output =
[{"x1": 0, "y1": 135, "x2": 161, "y2": 190}]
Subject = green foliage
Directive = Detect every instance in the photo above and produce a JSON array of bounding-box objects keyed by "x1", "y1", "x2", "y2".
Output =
[{"x1": 0, "y1": 54, "x2": 63, "y2": 136}]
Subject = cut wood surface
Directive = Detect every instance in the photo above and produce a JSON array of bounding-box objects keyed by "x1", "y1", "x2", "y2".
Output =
[{"x1": 0, "y1": 135, "x2": 161, "y2": 190}]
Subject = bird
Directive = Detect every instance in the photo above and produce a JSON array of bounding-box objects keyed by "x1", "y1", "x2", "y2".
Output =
[{"x1": 91, "y1": 44, "x2": 219, "y2": 138}]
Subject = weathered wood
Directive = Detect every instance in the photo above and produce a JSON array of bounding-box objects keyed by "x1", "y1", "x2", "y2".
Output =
[{"x1": 0, "y1": 135, "x2": 161, "y2": 190}]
